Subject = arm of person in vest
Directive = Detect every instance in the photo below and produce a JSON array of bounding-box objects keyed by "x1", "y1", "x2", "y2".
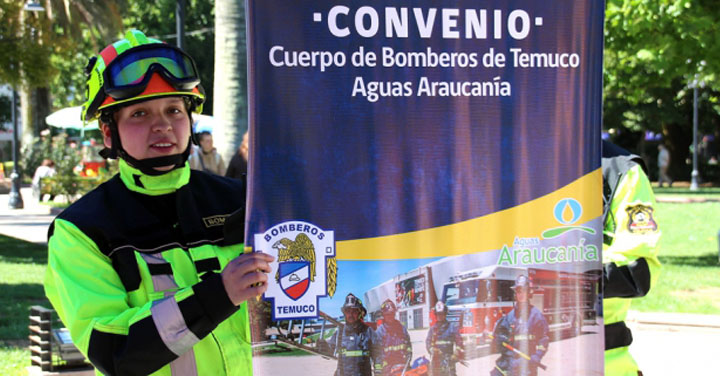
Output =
[
  {"x1": 528, "y1": 309, "x2": 550, "y2": 366},
  {"x1": 44, "y1": 219, "x2": 271, "y2": 376},
  {"x1": 603, "y1": 164, "x2": 661, "y2": 300}
]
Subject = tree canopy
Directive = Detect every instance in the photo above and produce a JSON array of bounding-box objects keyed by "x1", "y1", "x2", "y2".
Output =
[{"x1": 604, "y1": 0, "x2": 720, "y2": 173}]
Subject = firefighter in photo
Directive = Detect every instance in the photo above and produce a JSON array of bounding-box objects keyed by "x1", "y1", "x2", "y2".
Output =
[
  {"x1": 329, "y1": 293, "x2": 376, "y2": 376},
  {"x1": 490, "y1": 275, "x2": 549, "y2": 376},
  {"x1": 602, "y1": 141, "x2": 661, "y2": 376},
  {"x1": 425, "y1": 301, "x2": 464, "y2": 376},
  {"x1": 43, "y1": 30, "x2": 274, "y2": 375},
  {"x1": 373, "y1": 299, "x2": 412, "y2": 375}
]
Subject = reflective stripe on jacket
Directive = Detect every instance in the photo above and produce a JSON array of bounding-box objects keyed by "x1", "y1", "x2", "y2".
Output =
[
  {"x1": 44, "y1": 160, "x2": 250, "y2": 376},
  {"x1": 425, "y1": 320, "x2": 463, "y2": 376},
  {"x1": 374, "y1": 319, "x2": 412, "y2": 373},
  {"x1": 492, "y1": 305, "x2": 549, "y2": 376},
  {"x1": 329, "y1": 322, "x2": 375, "y2": 376}
]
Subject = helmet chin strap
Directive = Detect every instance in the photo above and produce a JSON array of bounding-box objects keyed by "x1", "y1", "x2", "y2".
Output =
[
  {"x1": 119, "y1": 143, "x2": 191, "y2": 176},
  {"x1": 99, "y1": 111, "x2": 195, "y2": 176}
]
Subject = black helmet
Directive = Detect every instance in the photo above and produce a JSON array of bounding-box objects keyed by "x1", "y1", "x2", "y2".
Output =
[
  {"x1": 511, "y1": 274, "x2": 534, "y2": 294},
  {"x1": 341, "y1": 293, "x2": 366, "y2": 316}
]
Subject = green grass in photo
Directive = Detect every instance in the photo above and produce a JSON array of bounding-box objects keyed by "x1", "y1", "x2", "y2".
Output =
[
  {"x1": 0, "y1": 235, "x2": 51, "y2": 376},
  {"x1": 630, "y1": 201, "x2": 720, "y2": 314},
  {"x1": 0, "y1": 346, "x2": 28, "y2": 376}
]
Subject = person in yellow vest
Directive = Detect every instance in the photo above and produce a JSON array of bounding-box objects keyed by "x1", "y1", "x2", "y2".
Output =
[
  {"x1": 602, "y1": 140, "x2": 662, "y2": 376},
  {"x1": 44, "y1": 30, "x2": 273, "y2": 375}
]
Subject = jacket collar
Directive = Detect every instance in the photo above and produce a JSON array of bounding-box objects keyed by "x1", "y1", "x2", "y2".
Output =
[{"x1": 118, "y1": 159, "x2": 190, "y2": 196}]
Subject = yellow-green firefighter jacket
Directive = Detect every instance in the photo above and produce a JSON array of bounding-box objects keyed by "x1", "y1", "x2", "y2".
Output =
[
  {"x1": 44, "y1": 160, "x2": 251, "y2": 376},
  {"x1": 601, "y1": 141, "x2": 661, "y2": 376}
]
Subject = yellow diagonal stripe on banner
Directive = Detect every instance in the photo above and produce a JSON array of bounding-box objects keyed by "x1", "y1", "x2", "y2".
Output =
[{"x1": 336, "y1": 169, "x2": 602, "y2": 260}]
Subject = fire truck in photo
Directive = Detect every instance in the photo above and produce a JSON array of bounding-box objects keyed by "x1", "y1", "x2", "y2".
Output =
[{"x1": 440, "y1": 265, "x2": 600, "y2": 346}]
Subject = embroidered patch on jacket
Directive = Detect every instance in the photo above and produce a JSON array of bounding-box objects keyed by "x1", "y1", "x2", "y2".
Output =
[
  {"x1": 202, "y1": 214, "x2": 229, "y2": 228},
  {"x1": 625, "y1": 205, "x2": 657, "y2": 233}
]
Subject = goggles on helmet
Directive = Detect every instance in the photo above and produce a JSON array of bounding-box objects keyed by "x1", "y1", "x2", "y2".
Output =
[
  {"x1": 103, "y1": 43, "x2": 200, "y2": 101},
  {"x1": 381, "y1": 300, "x2": 396, "y2": 313}
]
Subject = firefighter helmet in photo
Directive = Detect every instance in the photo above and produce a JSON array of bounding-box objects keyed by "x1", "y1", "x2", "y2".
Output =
[
  {"x1": 381, "y1": 299, "x2": 397, "y2": 314},
  {"x1": 82, "y1": 29, "x2": 205, "y2": 175},
  {"x1": 511, "y1": 274, "x2": 534, "y2": 296},
  {"x1": 341, "y1": 293, "x2": 366, "y2": 317},
  {"x1": 433, "y1": 301, "x2": 448, "y2": 314}
]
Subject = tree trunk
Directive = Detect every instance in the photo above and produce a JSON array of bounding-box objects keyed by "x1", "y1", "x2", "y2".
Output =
[
  {"x1": 19, "y1": 83, "x2": 33, "y2": 164},
  {"x1": 213, "y1": 0, "x2": 247, "y2": 163},
  {"x1": 20, "y1": 86, "x2": 50, "y2": 162}
]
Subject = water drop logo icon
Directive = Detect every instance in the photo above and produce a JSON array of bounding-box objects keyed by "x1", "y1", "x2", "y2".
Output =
[
  {"x1": 554, "y1": 198, "x2": 582, "y2": 225},
  {"x1": 542, "y1": 198, "x2": 595, "y2": 239}
]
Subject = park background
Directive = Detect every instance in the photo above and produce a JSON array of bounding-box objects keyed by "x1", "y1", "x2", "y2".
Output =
[{"x1": 1, "y1": 0, "x2": 719, "y2": 375}]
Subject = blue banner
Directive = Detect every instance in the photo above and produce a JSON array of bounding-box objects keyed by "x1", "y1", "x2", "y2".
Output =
[{"x1": 247, "y1": 1, "x2": 605, "y2": 374}]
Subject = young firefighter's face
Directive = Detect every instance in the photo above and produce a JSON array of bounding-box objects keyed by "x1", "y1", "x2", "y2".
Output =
[
  {"x1": 103, "y1": 97, "x2": 190, "y2": 171},
  {"x1": 514, "y1": 287, "x2": 529, "y2": 303}
]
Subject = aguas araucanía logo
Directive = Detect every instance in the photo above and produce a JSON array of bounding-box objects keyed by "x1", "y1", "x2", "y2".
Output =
[
  {"x1": 541, "y1": 198, "x2": 595, "y2": 239},
  {"x1": 255, "y1": 221, "x2": 337, "y2": 320}
]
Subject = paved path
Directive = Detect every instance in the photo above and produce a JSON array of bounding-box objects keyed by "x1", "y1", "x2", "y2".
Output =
[
  {"x1": 0, "y1": 187, "x2": 56, "y2": 245},
  {"x1": 628, "y1": 311, "x2": 720, "y2": 375}
]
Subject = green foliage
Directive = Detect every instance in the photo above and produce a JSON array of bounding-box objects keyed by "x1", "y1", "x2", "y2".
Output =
[
  {"x1": 21, "y1": 134, "x2": 50, "y2": 178},
  {"x1": 122, "y1": 0, "x2": 215, "y2": 113},
  {"x1": 21, "y1": 133, "x2": 81, "y2": 195},
  {"x1": 49, "y1": 35, "x2": 97, "y2": 110},
  {"x1": 604, "y1": 0, "x2": 720, "y2": 177}
]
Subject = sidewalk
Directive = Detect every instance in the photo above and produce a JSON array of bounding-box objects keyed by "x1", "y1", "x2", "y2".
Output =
[
  {"x1": 0, "y1": 186, "x2": 57, "y2": 245},
  {"x1": 628, "y1": 310, "x2": 720, "y2": 375}
]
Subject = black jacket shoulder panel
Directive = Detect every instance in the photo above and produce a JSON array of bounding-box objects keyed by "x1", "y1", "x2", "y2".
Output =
[
  {"x1": 51, "y1": 171, "x2": 246, "y2": 256},
  {"x1": 601, "y1": 141, "x2": 648, "y2": 176},
  {"x1": 51, "y1": 176, "x2": 124, "y2": 254},
  {"x1": 601, "y1": 141, "x2": 649, "y2": 229}
]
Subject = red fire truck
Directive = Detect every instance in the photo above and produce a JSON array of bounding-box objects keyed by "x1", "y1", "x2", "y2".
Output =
[{"x1": 440, "y1": 265, "x2": 599, "y2": 346}]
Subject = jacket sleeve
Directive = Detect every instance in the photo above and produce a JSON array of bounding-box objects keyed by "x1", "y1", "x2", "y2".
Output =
[
  {"x1": 602, "y1": 164, "x2": 661, "y2": 299},
  {"x1": 44, "y1": 218, "x2": 239, "y2": 376},
  {"x1": 530, "y1": 311, "x2": 550, "y2": 363}
]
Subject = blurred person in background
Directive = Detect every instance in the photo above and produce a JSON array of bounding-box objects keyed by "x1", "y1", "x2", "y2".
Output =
[
  {"x1": 32, "y1": 159, "x2": 56, "y2": 202},
  {"x1": 656, "y1": 143, "x2": 671, "y2": 187},
  {"x1": 189, "y1": 130, "x2": 227, "y2": 175},
  {"x1": 226, "y1": 130, "x2": 248, "y2": 182}
]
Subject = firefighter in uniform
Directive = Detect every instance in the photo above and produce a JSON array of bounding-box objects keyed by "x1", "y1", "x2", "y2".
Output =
[
  {"x1": 43, "y1": 30, "x2": 274, "y2": 375},
  {"x1": 373, "y1": 299, "x2": 412, "y2": 375},
  {"x1": 490, "y1": 275, "x2": 549, "y2": 376},
  {"x1": 425, "y1": 301, "x2": 464, "y2": 376},
  {"x1": 602, "y1": 141, "x2": 661, "y2": 376},
  {"x1": 329, "y1": 293, "x2": 376, "y2": 376}
]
